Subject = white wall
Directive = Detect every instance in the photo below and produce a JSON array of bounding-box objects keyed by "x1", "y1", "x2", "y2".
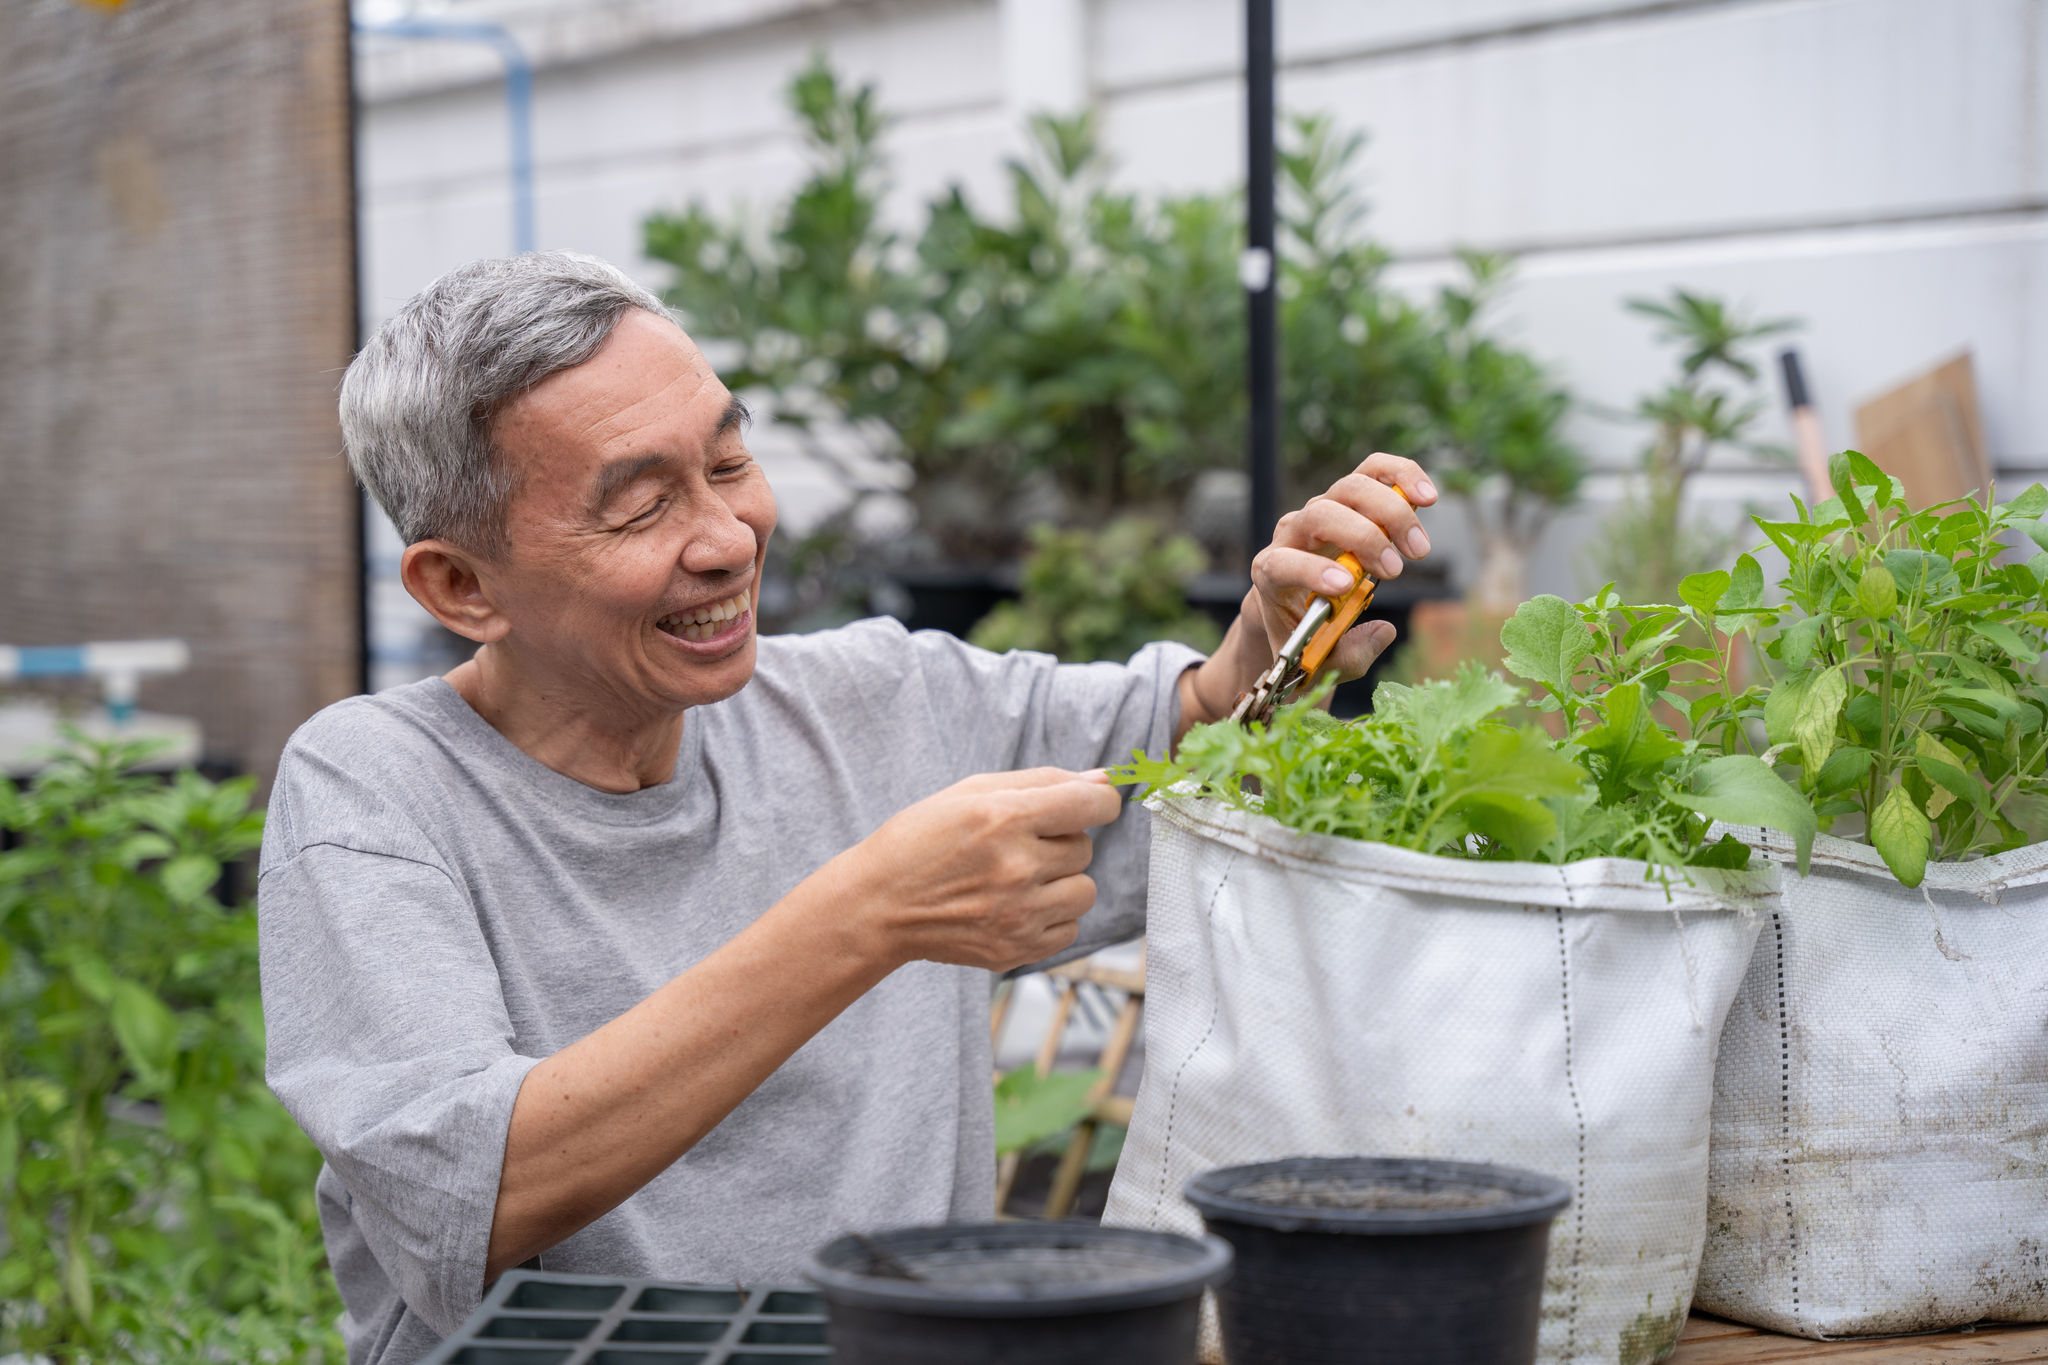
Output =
[{"x1": 354, "y1": 0, "x2": 2048, "y2": 682}]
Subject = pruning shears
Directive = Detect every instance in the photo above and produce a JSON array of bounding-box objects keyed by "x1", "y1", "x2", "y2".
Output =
[{"x1": 1229, "y1": 550, "x2": 1382, "y2": 728}]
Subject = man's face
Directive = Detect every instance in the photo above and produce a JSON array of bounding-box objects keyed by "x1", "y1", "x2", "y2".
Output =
[{"x1": 481, "y1": 310, "x2": 777, "y2": 713}]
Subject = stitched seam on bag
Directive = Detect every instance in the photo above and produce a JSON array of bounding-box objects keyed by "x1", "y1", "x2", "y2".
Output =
[
  {"x1": 1774, "y1": 907, "x2": 1801, "y2": 1323},
  {"x1": 1148, "y1": 850, "x2": 1238, "y2": 1230},
  {"x1": 1555, "y1": 906, "x2": 1587, "y2": 1360}
]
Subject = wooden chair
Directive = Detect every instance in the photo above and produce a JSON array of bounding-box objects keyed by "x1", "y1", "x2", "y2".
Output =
[{"x1": 990, "y1": 949, "x2": 1146, "y2": 1219}]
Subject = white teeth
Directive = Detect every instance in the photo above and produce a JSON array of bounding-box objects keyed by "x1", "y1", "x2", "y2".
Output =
[{"x1": 661, "y1": 593, "x2": 748, "y2": 639}]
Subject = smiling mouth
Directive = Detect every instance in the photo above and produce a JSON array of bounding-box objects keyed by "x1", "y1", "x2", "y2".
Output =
[{"x1": 656, "y1": 591, "x2": 751, "y2": 643}]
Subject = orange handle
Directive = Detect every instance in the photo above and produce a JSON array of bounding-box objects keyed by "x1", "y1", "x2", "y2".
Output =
[{"x1": 1299, "y1": 551, "x2": 1377, "y2": 677}]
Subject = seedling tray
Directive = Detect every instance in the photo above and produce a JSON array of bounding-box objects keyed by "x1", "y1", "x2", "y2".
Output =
[{"x1": 421, "y1": 1269, "x2": 831, "y2": 1364}]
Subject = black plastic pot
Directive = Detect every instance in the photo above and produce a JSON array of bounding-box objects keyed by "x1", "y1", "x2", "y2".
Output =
[
  {"x1": 805, "y1": 1220, "x2": 1232, "y2": 1365},
  {"x1": 1184, "y1": 1156, "x2": 1571, "y2": 1365}
]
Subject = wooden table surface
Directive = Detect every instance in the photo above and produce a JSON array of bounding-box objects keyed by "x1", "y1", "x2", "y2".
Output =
[{"x1": 1672, "y1": 1314, "x2": 2048, "y2": 1362}]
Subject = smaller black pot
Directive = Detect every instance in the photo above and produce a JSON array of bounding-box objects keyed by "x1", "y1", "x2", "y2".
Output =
[
  {"x1": 1184, "y1": 1156, "x2": 1571, "y2": 1365},
  {"x1": 806, "y1": 1221, "x2": 1231, "y2": 1365}
]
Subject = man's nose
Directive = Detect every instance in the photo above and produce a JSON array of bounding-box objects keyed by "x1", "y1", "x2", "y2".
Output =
[{"x1": 678, "y1": 499, "x2": 757, "y2": 575}]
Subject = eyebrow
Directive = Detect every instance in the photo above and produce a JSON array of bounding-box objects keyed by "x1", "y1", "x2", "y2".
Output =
[{"x1": 586, "y1": 395, "x2": 753, "y2": 513}]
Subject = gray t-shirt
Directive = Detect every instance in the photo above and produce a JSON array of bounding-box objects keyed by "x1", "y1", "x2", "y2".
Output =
[{"x1": 258, "y1": 618, "x2": 1199, "y2": 1364}]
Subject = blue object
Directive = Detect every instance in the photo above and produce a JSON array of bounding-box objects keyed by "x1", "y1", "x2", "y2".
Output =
[
  {"x1": 353, "y1": 16, "x2": 536, "y2": 254},
  {"x1": 13, "y1": 646, "x2": 89, "y2": 678}
]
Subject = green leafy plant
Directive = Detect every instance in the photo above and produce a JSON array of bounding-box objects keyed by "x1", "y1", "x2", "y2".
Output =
[
  {"x1": 1544, "y1": 452, "x2": 2048, "y2": 885},
  {"x1": 647, "y1": 58, "x2": 1577, "y2": 570},
  {"x1": 1590, "y1": 289, "x2": 1798, "y2": 601},
  {"x1": 968, "y1": 517, "x2": 1221, "y2": 663},
  {"x1": 992, "y1": 1066, "x2": 1103, "y2": 1157},
  {"x1": 0, "y1": 740, "x2": 340, "y2": 1362},
  {"x1": 1119, "y1": 657, "x2": 1810, "y2": 873},
  {"x1": 1653, "y1": 456, "x2": 2048, "y2": 884}
]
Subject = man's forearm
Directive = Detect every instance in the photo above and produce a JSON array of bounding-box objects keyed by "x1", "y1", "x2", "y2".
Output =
[
  {"x1": 484, "y1": 866, "x2": 894, "y2": 1279},
  {"x1": 1174, "y1": 617, "x2": 1270, "y2": 742}
]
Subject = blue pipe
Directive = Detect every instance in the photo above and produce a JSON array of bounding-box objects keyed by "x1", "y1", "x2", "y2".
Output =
[{"x1": 353, "y1": 16, "x2": 536, "y2": 254}]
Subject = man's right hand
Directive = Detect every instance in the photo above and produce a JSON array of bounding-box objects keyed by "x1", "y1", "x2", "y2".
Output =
[{"x1": 838, "y1": 768, "x2": 1124, "y2": 973}]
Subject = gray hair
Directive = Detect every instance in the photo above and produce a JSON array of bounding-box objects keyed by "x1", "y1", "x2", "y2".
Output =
[{"x1": 340, "y1": 251, "x2": 673, "y2": 554}]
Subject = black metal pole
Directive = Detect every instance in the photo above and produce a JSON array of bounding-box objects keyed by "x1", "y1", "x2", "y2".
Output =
[{"x1": 1245, "y1": 0, "x2": 1279, "y2": 563}]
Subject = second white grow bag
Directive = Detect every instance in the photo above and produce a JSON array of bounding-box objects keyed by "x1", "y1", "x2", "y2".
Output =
[
  {"x1": 1104, "y1": 795, "x2": 1777, "y2": 1365},
  {"x1": 1695, "y1": 827, "x2": 2048, "y2": 1337}
]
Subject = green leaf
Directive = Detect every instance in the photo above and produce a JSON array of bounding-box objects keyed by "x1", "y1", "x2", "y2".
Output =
[
  {"x1": 1689, "y1": 834, "x2": 1753, "y2": 870},
  {"x1": 2005, "y1": 793, "x2": 2048, "y2": 844},
  {"x1": 161, "y1": 854, "x2": 221, "y2": 906},
  {"x1": 1813, "y1": 745, "x2": 1872, "y2": 798},
  {"x1": 1500, "y1": 595, "x2": 1594, "y2": 700},
  {"x1": 1828, "y1": 450, "x2": 1870, "y2": 524},
  {"x1": 2022, "y1": 520, "x2": 2048, "y2": 555},
  {"x1": 1679, "y1": 570, "x2": 1731, "y2": 618},
  {"x1": 1437, "y1": 725, "x2": 1589, "y2": 860},
  {"x1": 70, "y1": 956, "x2": 117, "y2": 1005},
  {"x1": 1763, "y1": 668, "x2": 1816, "y2": 746},
  {"x1": 992, "y1": 1066, "x2": 1101, "y2": 1156},
  {"x1": 1725, "y1": 554, "x2": 1765, "y2": 611},
  {"x1": 1870, "y1": 783, "x2": 1931, "y2": 887},
  {"x1": 1377, "y1": 668, "x2": 1521, "y2": 756},
  {"x1": 1853, "y1": 563, "x2": 1898, "y2": 620},
  {"x1": 2000, "y1": 483, "x2": 2048, "y2": 520},
  {"x1": 1964, "y1": 618, "x2": 2041, "y2": 664},
  {"x1": 1577, "y1": 683, "x2": 1686, "y2": 782},
  {"x1": 1777, "y1": 617, "x2": 1826, "y2": 670},
  {"x1": 1884, "y1": 550, "x2": 1960, "y2": 599},
  {"x1": 1794, "y1": 669, "x2": 1846, "y2": 772},
  {"x1": 1666, "y1": 754, "x2": 1816, "y2": 872},
  {"x1": 1754, "y1": 518, "x2": 1822, "y2": 558},
  {"x1": 110, "y1": 979, "x2": 179, "y2": 1088}
]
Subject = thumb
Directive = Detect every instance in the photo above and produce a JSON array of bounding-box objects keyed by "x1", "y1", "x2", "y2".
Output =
[{"x1": 1327, "y1": 619, "x2": 1397, "y2": 680}]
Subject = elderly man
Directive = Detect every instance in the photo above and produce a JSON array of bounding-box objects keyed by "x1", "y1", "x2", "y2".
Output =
[{"x1": 260, "y1": 251, "x2": 1434, "y2": 1363}]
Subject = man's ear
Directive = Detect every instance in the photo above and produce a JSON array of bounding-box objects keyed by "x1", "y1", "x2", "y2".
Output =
[{"x1": 401, "y1": 539, "x2": 510, "y2": 645}]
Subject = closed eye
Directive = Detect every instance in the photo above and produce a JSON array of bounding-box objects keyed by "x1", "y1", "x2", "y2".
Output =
[{"x1": 616, "y1": 497, "x2": 667, "y2": 530}]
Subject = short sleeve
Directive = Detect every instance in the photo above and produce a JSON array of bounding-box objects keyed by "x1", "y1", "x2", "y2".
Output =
[{"x1": 259, "y1": 840, "x2": 538, "y2": 1337}]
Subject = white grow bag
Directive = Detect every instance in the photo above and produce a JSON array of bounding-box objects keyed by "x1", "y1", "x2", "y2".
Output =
[
  {"x1": 1105, "y1": 796, "x2": 1777, "y2": 1365},
  {"x1": 1696, "y1": 828, "x2": 2048, "y2": 1337}
]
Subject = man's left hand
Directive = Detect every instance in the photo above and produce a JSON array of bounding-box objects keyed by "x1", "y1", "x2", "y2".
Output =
[{"x1": 1177, "y1": 452, "x2": 1437, "y2": 736}]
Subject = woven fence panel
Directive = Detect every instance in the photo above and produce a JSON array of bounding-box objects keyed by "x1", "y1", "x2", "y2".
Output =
[{"x1": 0, "y1": 0, "x2": 359, "y2": 784}]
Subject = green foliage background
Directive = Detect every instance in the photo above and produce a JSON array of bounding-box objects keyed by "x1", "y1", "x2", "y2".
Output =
[
  {"x1": 645, "y1": 56, "x2": 1582, "y2": 570},
  {"x1": 969, "y1": 518, "x2": 1221, "y2": 663},
  {"x1": 0, "y1": 743, "x2": 339, "y2": 1362}
]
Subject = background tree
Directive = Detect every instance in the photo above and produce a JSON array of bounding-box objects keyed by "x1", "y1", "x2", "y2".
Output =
[{"x1": 1589, "y1": 289, "x2": 1798, "y2": 601}]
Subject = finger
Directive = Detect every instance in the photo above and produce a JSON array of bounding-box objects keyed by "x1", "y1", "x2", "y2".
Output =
[
  {"x1": 1319, "y1": 473, "x2": 1431, "y2": 563},
  {"x1": 1034, "y1": 831, "x2": 1094, "y2": 881},
  {"x1": 1357, "y1": 452, "x2": 1437, "y2": 507},
  {"x1": 1323, "y1": 619, "x2": 1398, "y2": 680},
  {"x1": 1252, "y1": 545, "x2": 1367, "y2": 609},
  {"x1": 1272, "y1": 498, "x2": 1404, "y2": 579},
  {"x1": 1031, "y1": 916, "x2": 1083, "y2": 962},
  {"x1": 954, "y1": 766, "x2": 1100, "y2": 796},
  {"x1": 1038, "y1": 871, "x2": 1098, "y2": 920},
  {"x1": 1018, "y1": 780, "x2": 1124, "y2": 836}
]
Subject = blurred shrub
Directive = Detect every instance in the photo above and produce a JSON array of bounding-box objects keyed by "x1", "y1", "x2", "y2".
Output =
[
  {"x1": 1409, "y1": 252, "x2": 1584, "y2": 612},
  {"x1": 646, "y1": 56, "x2": 1582, "y2": 571},
  {"x1": 969, "y1": 518, "x2": 1222, "y2": 663},
  {"x1": 0, "y1": 742, "x2": 340, "y2": 1362},
  {"x1": 1590, "y1": 289, "x2": 1798, "y2": 601}
]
